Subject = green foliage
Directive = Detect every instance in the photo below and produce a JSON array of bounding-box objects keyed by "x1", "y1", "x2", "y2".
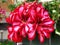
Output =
[
  {"x1": 44, "y1": 0, "x2": 60, "y2": 22},
  {"x1": 55, "y1": 19, "x2": 60, "y2": 36},
  {"x1": 8, "y1": 4, "x2": 16, "y2": 11},
  {"x1": 0, "y1": 40, "x2": 14, "y2": 45},
  {"x1": 2, "y1": 0, "x2": 6, "y2": 3}
]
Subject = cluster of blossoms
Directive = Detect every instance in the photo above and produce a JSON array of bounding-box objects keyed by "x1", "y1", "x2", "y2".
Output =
[
  {"x1": 0, "y1": 8, "x2": 6, "y2": 21},
  {"x1": 6, "y1": 2, "x2": 54, "y2": 43},
  {"x1": 0, "y1": 8, "x2": 6, "y2": 16}
]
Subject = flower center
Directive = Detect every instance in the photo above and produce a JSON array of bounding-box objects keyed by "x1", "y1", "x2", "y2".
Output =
[
  {"x1": 36, "y1": 17, "x2": 41, "y2": 24},
  {"x1": 21, "y1": 15, "x2": 29, "y2": 22}
]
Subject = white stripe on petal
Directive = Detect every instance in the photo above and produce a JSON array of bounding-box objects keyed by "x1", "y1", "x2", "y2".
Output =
[{"x1": 14, "y1": 26, "x2": 20, "y2": 31}]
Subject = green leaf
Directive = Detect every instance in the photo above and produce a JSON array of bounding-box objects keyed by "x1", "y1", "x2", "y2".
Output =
[
  {"x1": 38, "y1": 0, "x2": 41, "y2": 3},
  {"x1": 55, "y1": 29, "x2": 60, "y2": 36},
  {"x1": 8, "y1": 4, "x2": 16, "y2": 11},
  {"x1": 0, "y1": 40, "x2": 14, "y2": 45},
  {"x1": 2, "y1": 0, "x2": 7, "y2": 3},
  {"x1": 55, "y1": 20, "x2": 60, "y2": 36}
]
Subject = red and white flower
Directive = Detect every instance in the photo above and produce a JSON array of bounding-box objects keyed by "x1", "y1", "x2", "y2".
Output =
[{"x1": 6, "y1": 2, "x2": 54, "y2": 43}]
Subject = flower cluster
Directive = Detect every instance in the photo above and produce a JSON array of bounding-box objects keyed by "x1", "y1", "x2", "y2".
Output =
[
  {"x1": 0, "y1": 8, "x2": 6, "y2": 21},
  {"x1": 6, "y1": 2, "x2": 54, "y2": 43}
]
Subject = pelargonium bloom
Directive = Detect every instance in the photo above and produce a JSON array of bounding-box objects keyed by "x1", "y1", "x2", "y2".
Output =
[
  {"x1": 0, "y1": 8, "x2": 6, "y2": 15},
  {"x1": 6, "y1": 2, "x2": 54, "y2": 43}
]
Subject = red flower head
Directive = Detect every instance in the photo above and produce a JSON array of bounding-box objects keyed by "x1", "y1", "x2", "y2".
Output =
[{"x1": 6, "y1": 2, "x2": 54, "y2": 43}]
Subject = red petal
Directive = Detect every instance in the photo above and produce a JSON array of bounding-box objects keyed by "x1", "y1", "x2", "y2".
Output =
[
  {"x1": 12, "y1": 22, "x2": 21, "y2": 26},
  {"x1": 8, "y1": 27, "x2": 13, "y2": 33},
  {"x1": 19, "y1": 6, "x2": 24, "y2": 16},
  {"x1": 40, "y1": 19, "x2": 54, "y2": 27},
  {"x1": 27, "y1": 24, "x2": 36, "y2": 40},
  {"x1": 38, "y1": 34, "x2": 44, "y2": 43},
  {"x1": 27, "y1": 17, "x2": 35, "y2": 23},
  {"x1": 20, "y1": 28, "x2": 26, "y2": 38},
  {"x1": 42, "y1": 30, "x2": 50, "y2": 38},
  {"x1": 6, "y1": 18, "x2": 11, "y2": 24},
  {"x1": 8, "y1": 33, "x2": 13, "y2": 40},
  {"x1": 13, "y1": 26, "x2": 20, "y2": 32},
  {"x1": 28, "y1": 30, "x2": 36, "y2": 40},
  {"x1": 25, "y1": 25, "x2": 29, "y2": 33},
  {"x1": 12, "y1": 33, "x2": 22, "y2": 42}
]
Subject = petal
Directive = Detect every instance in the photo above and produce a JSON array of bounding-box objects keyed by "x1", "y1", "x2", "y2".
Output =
[
  {"x1": 36, "y1": 7, "x2": 41, "y2": 13},
  {"x1": 20, "y1": 28, "x2": 26, "y2": 38},
  {"x1": 42, "y1": 30, "x2": 50, "y2": 38},
  {"x1": 6, "y1": 18, "x2": 11, "y2": 24},
  {"x1": 25, "y1": 25, "x2": 29, "y2": 33},
  {"x1": 28, "y1": 30, "x2": 36, "y2": 40},
  {"x1": 19, "y1": 6, "x2": 24, "y2": 18},
  {"x1": 12, "y1": 22, "x2": 21, "y2": 26},
  {"x1": 27, "y1": 17, "x2": 35, "y2": 23},
  {"x1": 8, "y1": 27, "x2": 13, "y2": 33},
  {"x1": 27, "y1": 24, "x2": 36, "y2": 32},
  {"x1": 38, "y1": 33, "x2": 44, "y2": 43},
  {"x1": 36, "y1": 3, "x2": 43, "y2": 13},
  {"x1": 13, "y1": 26, "x2": 20, "y2": 32},
  {"x1": 12, "y1": 33, "x2": 22, "y2": 42},
  {"x1": 39, "y1": 35, "x2": 44, "y2": 43},
  {"x1": 15, "y1": 14, "x2": 22, "y2": 22},
  {"x1": 37, "y1": 3, "x2": 43, "y2": 9},
  {"x1": 8, "y1": 33, "x2": 13, "y2": 40},
  {"x1": 27, "y1": 24, "x2": 36, "y2": 40},
  {"x1": 28, "y1": 6, "x2": 37, "y2": 23},
  {"x1": 40, "y1": 19, "x2": 54, "y2": 26}
]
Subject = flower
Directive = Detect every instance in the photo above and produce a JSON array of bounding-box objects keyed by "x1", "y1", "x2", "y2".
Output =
[
  {"x1": 6, "y1": 1, "x2": 54, "y2": 43},
  {"x1": 0, "y1": 8, "x2": 6, "y2": 16},
  {"x1": 0, "y1": 8, "x2": 6, "y2": 21}
]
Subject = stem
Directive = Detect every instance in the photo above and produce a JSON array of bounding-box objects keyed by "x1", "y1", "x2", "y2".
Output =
[
  {"x1": 0, "y1": 30, "x2": 3, "y2": 42},
  {"x1": 1, "y1": 32, "x2": 3, "y2": 42},
  {"x1": 54, "y1": 23, "x2": 56, "y2": 29},
  {"x1": 49, "y1": 35, "x2": 51, "y2": 45},
  {"x1": 30, "y1": 40, "x2": 32, "y2": 45}
]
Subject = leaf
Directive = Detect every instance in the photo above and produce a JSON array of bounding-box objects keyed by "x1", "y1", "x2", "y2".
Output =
[
  {"x1": 55, "y1": 20, "x2": 60, "y2": 36},
  {"x1": 8, "y1": 4, "x2": 16, "y2": 11},
  {"x1": 55, "y1": 29, "x2": 60, "y2": 36},
  {"x1": 2, "y1": 0, "x2": 7, "y2": 3},
  {"x1": 38, "y1": 0, "x2": 41, "y2": 3}
]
